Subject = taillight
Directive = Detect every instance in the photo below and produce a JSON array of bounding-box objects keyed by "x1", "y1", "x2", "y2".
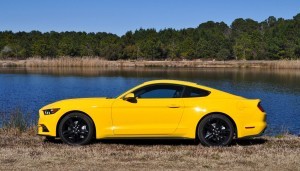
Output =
[{"x1": 258, "y1": 102, "x2": 265, "y2": 112}]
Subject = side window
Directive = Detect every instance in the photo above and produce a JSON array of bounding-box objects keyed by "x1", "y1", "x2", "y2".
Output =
[
  {"x1": 183, "y1": 86, "x2": 210, "y2": 98},
  {"x1": 133, "y1": 84, "x2": 183, "y2": 98}
]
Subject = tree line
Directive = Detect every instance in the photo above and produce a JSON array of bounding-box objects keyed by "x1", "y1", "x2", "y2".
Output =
[{"x1": 1, "y1": 13, "x2": 300, "y2": 60}]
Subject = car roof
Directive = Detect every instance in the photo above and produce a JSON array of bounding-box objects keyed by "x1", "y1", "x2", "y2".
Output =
[
  {"x1": 141, "y1": 79, "x2": 220, "y2": 93},
  {"x1": 117, "y1": 79, "x2": 243, "y2": 99},
  {"x1": 141, "y1": 79, "x2": 198, "y2": 86},
  {"x1": 139, "y1": 79, "x2": 243, "y2": 99}
]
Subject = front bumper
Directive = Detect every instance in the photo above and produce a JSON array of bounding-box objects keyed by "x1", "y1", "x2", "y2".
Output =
[
  {"x1": 37, "y1": 124, "x2": 55, "y2": 136},
  {"x1": 37, "y1": 110, "x2": 60, "y2": 137}
]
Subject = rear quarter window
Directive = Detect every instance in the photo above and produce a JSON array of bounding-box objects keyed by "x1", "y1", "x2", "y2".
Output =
[{"x1": 182, "y1": 86, "x2": 210, "y2": 98}]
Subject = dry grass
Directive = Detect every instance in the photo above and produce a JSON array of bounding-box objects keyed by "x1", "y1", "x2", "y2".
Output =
[
  {"x1": 0, "y1": 128, "x2": 299, "y2": 170},
  {"x1": 0, "y1": 109, "x2": 36, "y2": 133},
  {"x1": 0, "y1": 57, "x2": 300, "y2": 69}
]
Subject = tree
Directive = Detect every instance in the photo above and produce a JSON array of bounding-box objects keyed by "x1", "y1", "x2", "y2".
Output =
[
  {"x1": 140, "y1": 38, "x2": 163, "y2": 60},
  {"x1": 1, "y1": 13, "x2": 300, "y2": 60}
]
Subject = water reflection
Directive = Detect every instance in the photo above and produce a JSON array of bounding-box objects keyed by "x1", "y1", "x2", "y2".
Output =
[{"x1": 1, "y1": 67, "x2": 299, "y2": 93}]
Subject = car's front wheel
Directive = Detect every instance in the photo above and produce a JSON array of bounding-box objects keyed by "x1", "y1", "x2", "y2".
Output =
[
  {"x1": 58, "y1": 112, "x2": 94, "y2": 145},
  {"x1": 197, "y1": 114, "x2": 234, "y2": 146}
]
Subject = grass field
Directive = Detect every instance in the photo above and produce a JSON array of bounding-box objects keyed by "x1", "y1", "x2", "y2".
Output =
[
  {"x1": 0, "y1": 128, "x2": 299, "y2": 170},
  {"x1": 0, "y1": 57, "x2": 300, "y2": 69}
]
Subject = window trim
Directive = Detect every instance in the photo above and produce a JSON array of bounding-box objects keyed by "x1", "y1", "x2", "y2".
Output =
[
  {"x1": 132, "y1": 83, "x2": 185, "y2": 99},
  {"x1": 181, "y1": 86, "x2": 211, "y2": 98}
]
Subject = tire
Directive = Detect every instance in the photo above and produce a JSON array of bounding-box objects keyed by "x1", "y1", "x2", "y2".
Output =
[
  {"x1": 58, "y1": 112, "x2": 94, "y2": 145},
  {"x1": 197, "y1": 114, "x2": 234, "y2": 146}
]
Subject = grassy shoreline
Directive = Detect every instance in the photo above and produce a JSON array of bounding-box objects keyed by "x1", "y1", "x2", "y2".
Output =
[
  {"x1": 1, "y1": 110, "x2": 300, "y2": 170},
  {"x1": 0, "y1": 57, "x2": 300, "y2": 69},
  {"x1": 0, "y1": 128, "x2": 299, "y2": 170}
]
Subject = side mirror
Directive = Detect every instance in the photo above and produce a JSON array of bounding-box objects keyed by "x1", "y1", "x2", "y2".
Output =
[{"x1": 123, "y1": 93, "x2": 135, "y2": 101}]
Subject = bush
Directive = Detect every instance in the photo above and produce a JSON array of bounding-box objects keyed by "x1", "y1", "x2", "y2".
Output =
[{"x1": 0, "y1": 108, "x2": 36, "y2": 132}]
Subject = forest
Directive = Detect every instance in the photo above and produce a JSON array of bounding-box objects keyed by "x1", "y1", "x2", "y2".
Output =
[{"x1": 0, "y1": 13, "x2": 300, "y2": 60}]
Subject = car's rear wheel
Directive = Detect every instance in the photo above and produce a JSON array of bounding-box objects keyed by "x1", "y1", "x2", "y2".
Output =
[
  {"x1": 58, "y1": 112, "x2": 94, "y2": 145},
  {"x1": 197, "y1": 114, "x2": 234, "y2": 146}
]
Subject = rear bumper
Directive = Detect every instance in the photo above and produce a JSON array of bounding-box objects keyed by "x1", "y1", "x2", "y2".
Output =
[
  {"x1": 238, "y1": 122, "x2": 267, "y2": 138},
  {"x1": 240, "y1": 125, "x2": 267, "y2": 139}
]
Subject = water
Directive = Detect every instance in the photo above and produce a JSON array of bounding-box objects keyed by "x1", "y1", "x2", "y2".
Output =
[{"x1": 0, "y1": 67, "x2": 299, "y2": 135}]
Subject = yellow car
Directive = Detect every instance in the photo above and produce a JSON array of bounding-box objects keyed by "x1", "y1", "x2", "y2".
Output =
[{"x1": 38, "y1": 80, "x2": 267, "y2": 146}]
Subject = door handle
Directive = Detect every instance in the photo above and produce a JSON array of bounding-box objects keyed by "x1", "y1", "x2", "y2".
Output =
[{"x1": 168, "y1": 104, "x2": 180, "y2": 108}]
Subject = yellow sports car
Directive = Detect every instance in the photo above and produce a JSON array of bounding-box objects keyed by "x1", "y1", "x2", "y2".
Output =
[{"x1": 38, "y1": 80, "x2": 267, "y2": 146}]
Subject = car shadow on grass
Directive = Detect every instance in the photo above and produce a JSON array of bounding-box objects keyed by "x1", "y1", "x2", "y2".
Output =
[
  {"x1": 43, "y1": 138, "x2": 63, "y2": 144},
  {"x1": 94, "y1": 137, "x2": 267, "y2": 146},
  {"x1": 43, "y1": 137, "x2": 267, "y2": 146},
  {"x1": 231, "y1": 138, "x2": 268, "y2": 146},
  {"x1": 96, "y1": 139, "x2": 198, "y2": 146}
]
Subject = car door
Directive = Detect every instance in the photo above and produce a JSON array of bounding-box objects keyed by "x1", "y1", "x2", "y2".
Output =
[{"x1": 111, "y1": 84, "x2": 184, "y2": 135}]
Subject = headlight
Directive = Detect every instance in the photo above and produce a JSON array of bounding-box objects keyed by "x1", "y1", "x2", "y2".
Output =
[{"x1": 43, "y1": 108, "x2": 60, "y2": 115}]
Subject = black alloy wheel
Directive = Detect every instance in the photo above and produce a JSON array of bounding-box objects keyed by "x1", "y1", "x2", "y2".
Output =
[
  {"x1": 58, "y1": 112, "x2": 94, "y2": 145},
  {"x1": 198, "y1": 114, "x2": 234, "y2": 146}
]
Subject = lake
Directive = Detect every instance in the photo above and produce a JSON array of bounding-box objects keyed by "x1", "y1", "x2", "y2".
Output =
[{"x1": 0, "y1": 67, "x2": 299, "y2": 135}]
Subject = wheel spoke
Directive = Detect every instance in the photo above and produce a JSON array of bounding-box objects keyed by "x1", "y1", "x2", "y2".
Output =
[
  {"x1": 220, "y1": 129, "x2": 230, "y2": 135},
  {"x1": 79, "y1": 130, "x2": 88, "y2": 135},
  {"x1": 204, "y1": 123, "x2": 215, "y2": 132},
  {"x1": 70, "y1": 134, "x2": 78, "y2": 142},
  {"x1": 80, "y1": 128, "x2": 88, "y2": 138},
  {"x1": 215, "y1": 119, "x2": 220, "y2": 128},
  {"x1": 63, "y1": 130, "x2": 73, "y2": 136},
  {"x1": 77, "y1": 119, "x2": 84, "y2": 125},
  {"x1": 67, "y1": 118, "x2": 75, "y2": 127},
  {"x1": 205, "y1": 133, "x2": 214, "y2": 140},
  {"x1": 218, "y1": 135, "x2": 226, "y2": 141},
  {"x1": 68, "y1": 132, "x2": 76, "y2": 140}
]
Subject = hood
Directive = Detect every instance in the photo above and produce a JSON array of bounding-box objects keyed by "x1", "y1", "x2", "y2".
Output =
[{"x1": 40, "y1": 97, "x2": 111, "y2": 110}]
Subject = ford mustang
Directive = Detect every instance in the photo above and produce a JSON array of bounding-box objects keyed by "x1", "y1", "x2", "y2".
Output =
[{"x1": 38, "y1": 80, "x2": 267, "y2": 146}]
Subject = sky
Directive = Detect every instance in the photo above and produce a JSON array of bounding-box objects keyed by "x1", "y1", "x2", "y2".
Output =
[{"x1": 0, "y1": 0, "x2": 299, "y2": 36}]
